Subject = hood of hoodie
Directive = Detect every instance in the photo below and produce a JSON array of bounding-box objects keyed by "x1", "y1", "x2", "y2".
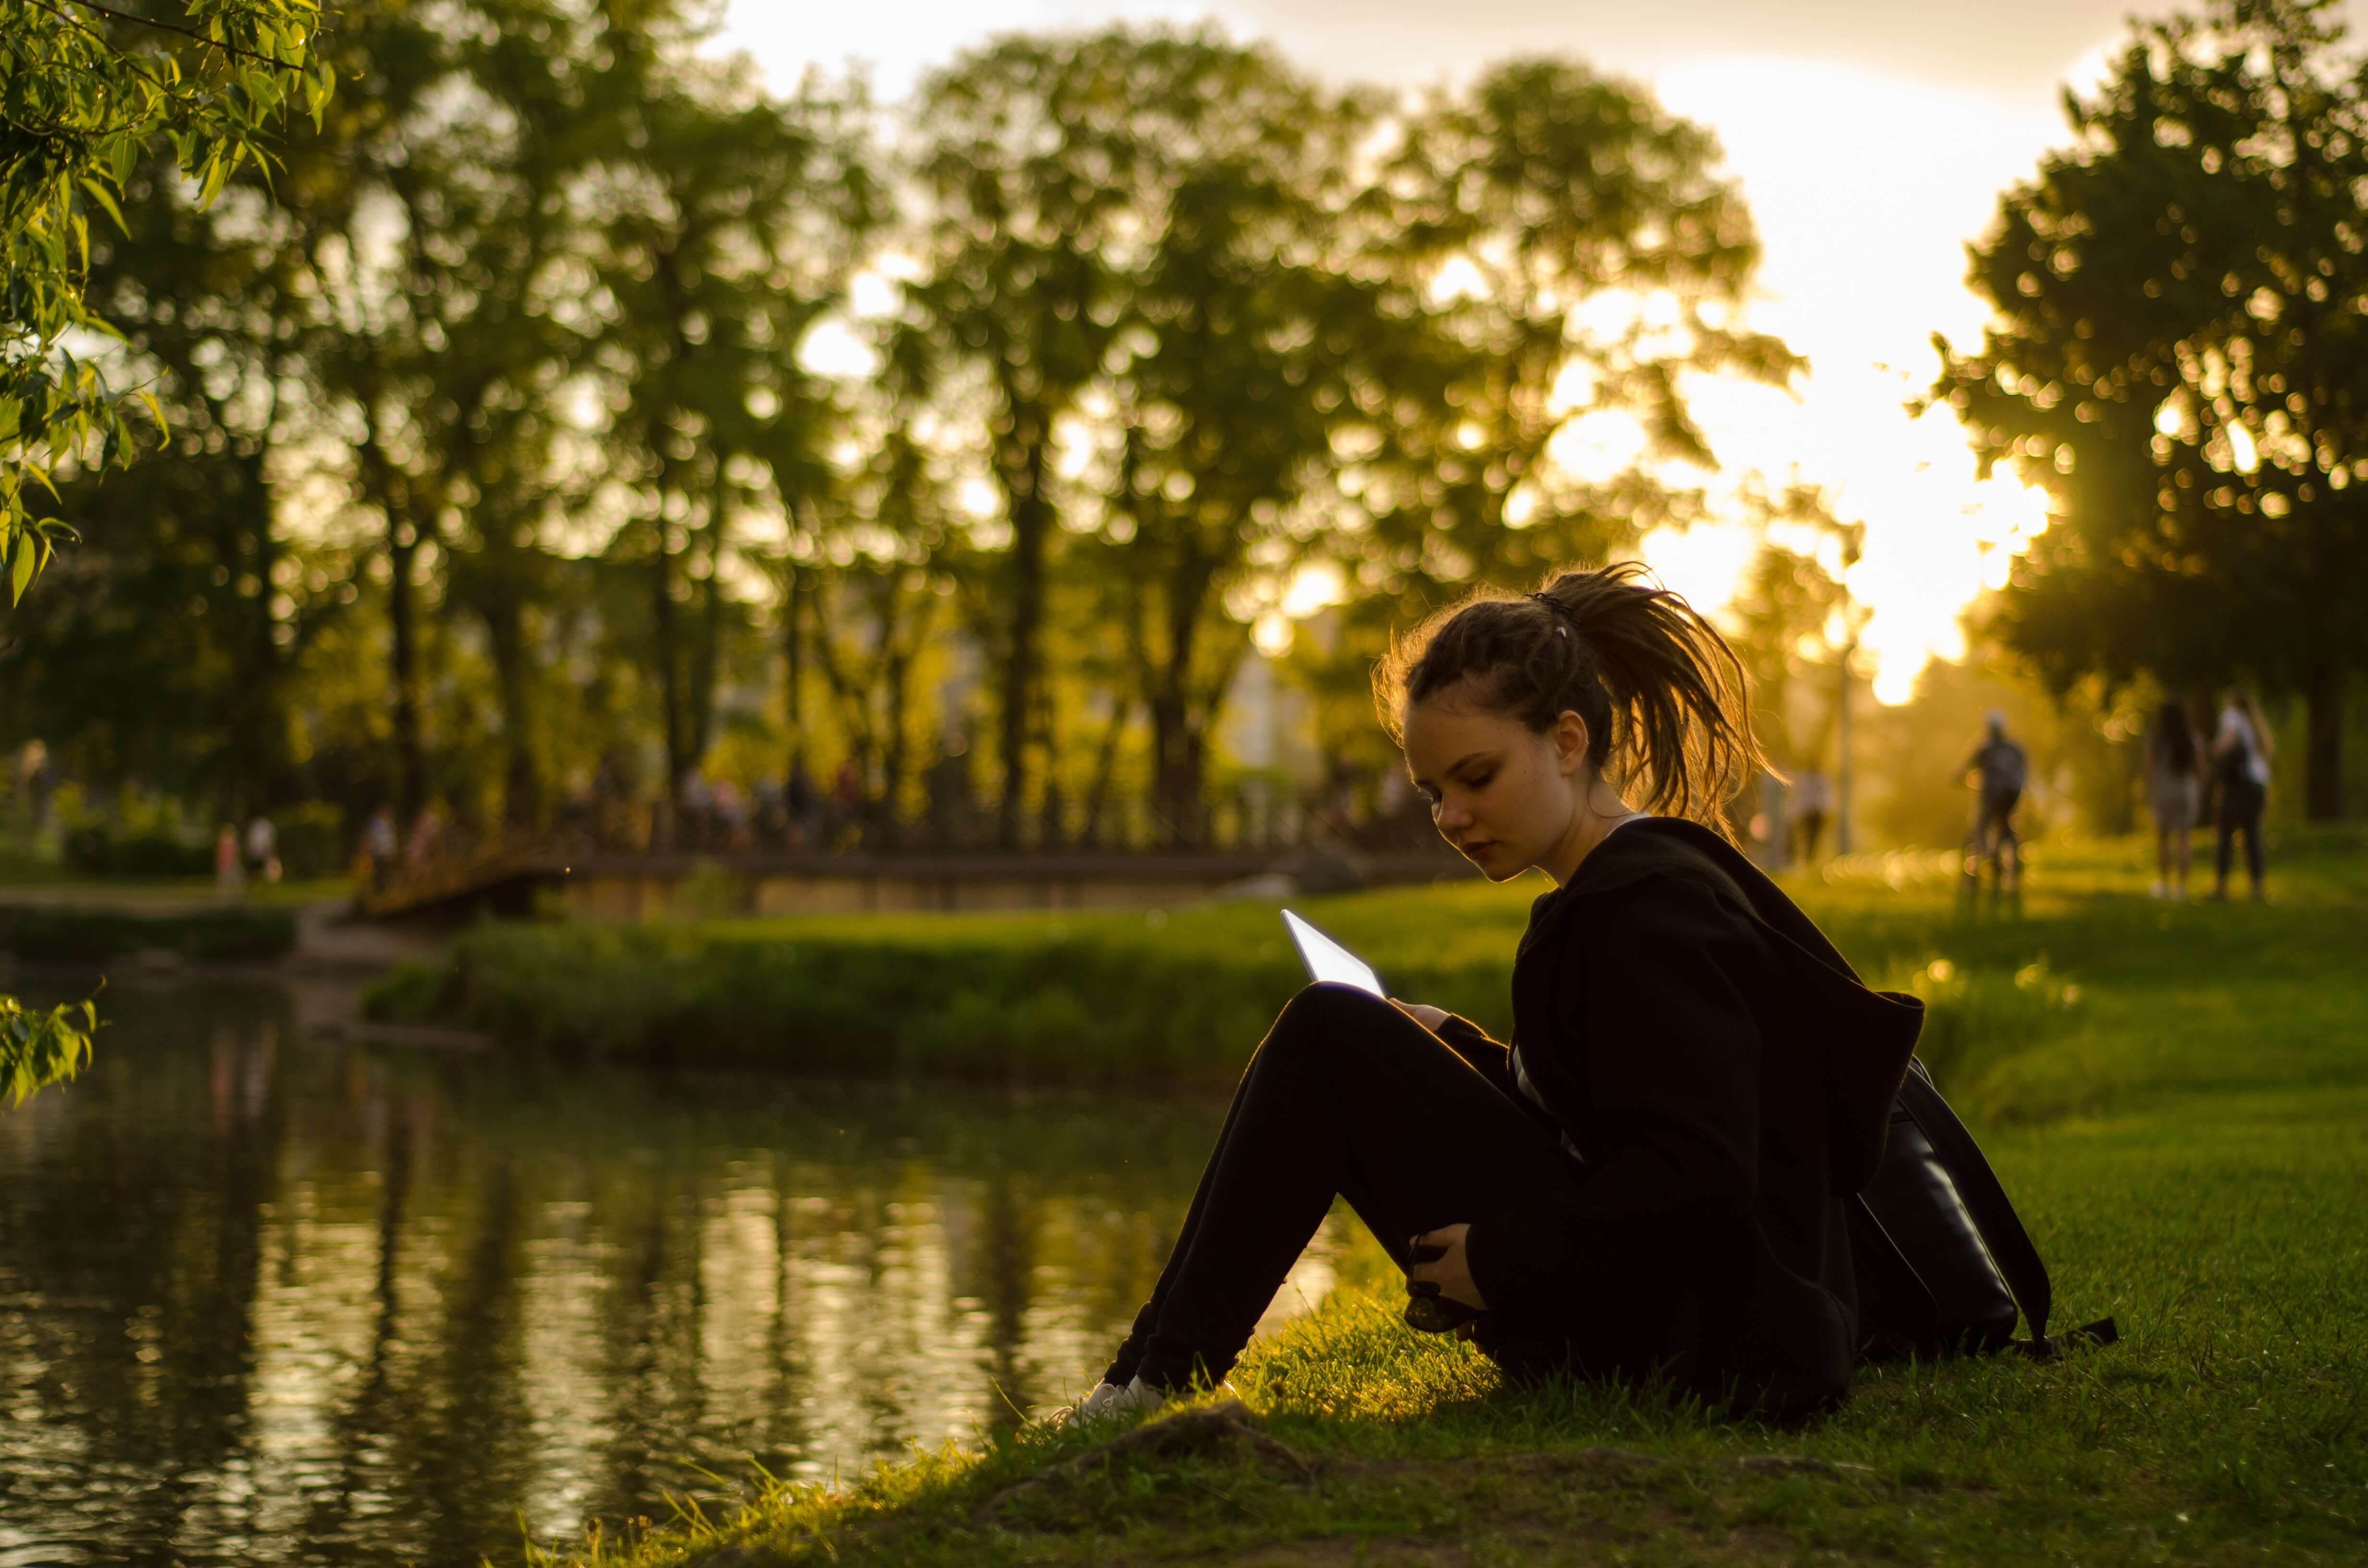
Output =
[{"x1": 1518, "y1": 816, "x2": 1922, "y2": 1193}]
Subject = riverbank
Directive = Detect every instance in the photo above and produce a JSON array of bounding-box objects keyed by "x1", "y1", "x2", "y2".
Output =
[
  {"x1": 0, "y1": 880, "x2": 443, "y2": 980},
  {"x1": 535, "y1": 830, "x2": 2368, "y2": 1564},
  {"x1": 370, "y1": 830, "x2": 2362, "y2": 1101}
]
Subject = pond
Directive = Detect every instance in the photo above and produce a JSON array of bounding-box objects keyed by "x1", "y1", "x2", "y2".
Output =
[{"x1": 0, "y1": 977, "x2": 1336, "y2": 1566}]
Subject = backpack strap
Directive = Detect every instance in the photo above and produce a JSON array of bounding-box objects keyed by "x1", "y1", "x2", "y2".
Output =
[{"x1": 1893, "y1": 1065, "x2": 2055, "y2": 1345}]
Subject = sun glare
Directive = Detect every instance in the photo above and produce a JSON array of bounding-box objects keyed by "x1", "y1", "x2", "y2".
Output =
[{"x1": 1649, "y1": 56, "x2": 2070, "y2": 705}]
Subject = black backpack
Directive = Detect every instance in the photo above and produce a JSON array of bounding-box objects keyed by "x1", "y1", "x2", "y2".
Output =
[{"x1": 1850, "y1": 1059, "x2": 2118, "y2": 1361}]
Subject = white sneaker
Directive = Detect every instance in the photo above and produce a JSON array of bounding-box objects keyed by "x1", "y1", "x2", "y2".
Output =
[{"x1": 1055, "y1": 1375, "x2": 1168, "y2": 1428}]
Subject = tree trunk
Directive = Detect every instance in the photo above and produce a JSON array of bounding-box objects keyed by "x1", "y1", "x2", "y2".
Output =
[
  {"x1": 388, "y1": 521, "x2": 427, "y2": 823},
  {"x1": 782, "y1": 560, "x2": 808, "y2": 775},
  {"x1": 356, "y1": 419, "x2": 428, "y2": 822},
  {"x1": 1834, "y1": 641, "x2": 1854, "y2": 856},
  {"x1": 1080, "y1": 695, "x2": 1131, "y2": 848},
  {"x1": 231, "y1": 449, "x2": 283, "y2": 819},
  {"x1": 1145, "y1": 555, "x2": 1226, "y2": 850},
  {"x1": 2306, "y1": 656, "x2": 2346, "y2": 821},
  {"x1": 651, "y1": 504, "x2": 683, "y2": 843},
  {"x1": 481, "y1": 591, "x2": 540, "y2": 830},
  {"x1": 995, "y1": 405, "x2": 1053, "y2": 848},
  {"x1": 687, "y1": 475, "x2": 728, "y2": 772},
  {"x1": 879, "y1": 643, "x2": 913, "y2": 852}
]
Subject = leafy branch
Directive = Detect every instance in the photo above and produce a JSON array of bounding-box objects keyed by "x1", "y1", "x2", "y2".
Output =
[
  {"x1": 0, "y1": 991, "x2": 99, "y2": 1106},
  {"x1": 52, "y1": 0, "x2": 309, "y2": 72}
]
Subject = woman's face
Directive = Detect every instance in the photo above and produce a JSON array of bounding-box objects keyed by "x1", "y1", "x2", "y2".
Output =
[{"x1": 1401, "y1": 685, "x2": 1589, "y2": 882}]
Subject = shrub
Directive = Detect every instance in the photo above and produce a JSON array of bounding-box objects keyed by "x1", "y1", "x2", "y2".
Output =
[
  {"x1": 397, "y1": 920, "x2": 1308, "y2": 1085},
  {"x1": 274, "y1": 803, "x2": 346, "y2": 879},
  {"x1": 62, "y1": 826, "x2": 213, "y2": 878},
  {"x1": 0, "y1": 904, "x2": 298, "y2": 962}
]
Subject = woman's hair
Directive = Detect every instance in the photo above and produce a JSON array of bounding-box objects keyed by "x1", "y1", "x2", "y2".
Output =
[
  {"x1": 1372, "y1": 562, "x2": 1764, "y2": 835},
  {"x1": 2154, "y1": 699, "x2": 2197, "y2": 772},
  {"x1": 2238, "y1": 691, "x2": 2277, "y2": 760}
]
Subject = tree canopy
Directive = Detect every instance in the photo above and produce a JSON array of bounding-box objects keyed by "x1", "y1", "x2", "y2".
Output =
[
  {"x1": 1938, "y1": 0, "x2": 2368, "y2": 816},
  {"x1": 4, "y1": 20, "x2": 1806, "y2": 873},
  {"x1": 2, "y1": 0, "x2": 328, "y2": 1103},
  {"x1": 2, "y1": 0, "x2": 332, "y2": 597}
]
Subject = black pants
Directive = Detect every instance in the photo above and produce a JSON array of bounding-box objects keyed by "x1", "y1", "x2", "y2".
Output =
[
  {"x1": 1105, "y1": 982, "x2": 1586, "y2": 1393},
  {"x1": 2217, "y1": 777, "x2": 2266, "y2": 891}
]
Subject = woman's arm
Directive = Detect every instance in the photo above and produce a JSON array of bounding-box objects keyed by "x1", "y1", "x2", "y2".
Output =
[
  {"x1": 1459, "y1": 876, "x2": 1763, "y2": 1315},
  {"x1": 1393, "y1": 1000, "x2": 1515, "y2": 1095}
]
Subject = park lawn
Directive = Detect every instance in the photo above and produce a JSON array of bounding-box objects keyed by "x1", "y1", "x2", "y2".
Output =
[{"x1": 537, "y1": 830, "x2": 2368, "y2": 1567}]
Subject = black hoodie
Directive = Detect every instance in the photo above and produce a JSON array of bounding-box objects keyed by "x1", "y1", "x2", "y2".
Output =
[{"x1": 1447, "y1": 817, "x2": 1922, "y2": 1417}]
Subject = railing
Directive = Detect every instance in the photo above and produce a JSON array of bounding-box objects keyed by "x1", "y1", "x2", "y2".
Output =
[
  {"x1": 540, "y1": 784, "x2": 1444, "y2": 859},
  {"x1": 357, "y1": 786, "x2": 1454, "y2": 916}
]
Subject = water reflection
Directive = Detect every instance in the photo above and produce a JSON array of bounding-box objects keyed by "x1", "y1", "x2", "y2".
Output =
[{"x1": 0, "y1": 979, "x2": 1332, "y2": 1566}]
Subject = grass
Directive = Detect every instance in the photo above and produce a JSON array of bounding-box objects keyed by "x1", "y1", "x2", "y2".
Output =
[{"x1": 513, "y1": 827, "x2": 2368, "y2": 1565}]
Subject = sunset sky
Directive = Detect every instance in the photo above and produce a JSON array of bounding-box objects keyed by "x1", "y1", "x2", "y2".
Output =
[{"x1": 720, "y1": 0, "x2": 2219, "y2": 702}]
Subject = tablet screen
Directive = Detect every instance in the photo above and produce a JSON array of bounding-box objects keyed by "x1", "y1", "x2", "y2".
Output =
[{"x1": 1282, "y1": 909, "x2": 1384, "y2": 997}]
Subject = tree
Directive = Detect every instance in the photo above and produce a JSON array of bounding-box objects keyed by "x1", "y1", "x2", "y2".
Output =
[
  {"x1": 2, "y1": 0, "x2": 331, "y2": 595},
  {"x1": 905, "y1": 34, "x2": 1132, "y2": 845},
  {"x1": 1282, "y1": 59, "x2": 1795, "y2": 787},
  {"x1": 1937, "y1": 0, "x2": 2368, "y2": 818},
  {"x1": 290, "y1": 1, "x2": 613, "y2": 826},
  {"x1": 802, "y1": 425, "x2": 955, "y2": 848},
  {"x1": 3, "y1": 0, "x2": 328, "y2": 1104},
  {"x1": 1072, "y1": 35, "x2": 1380, "y2": 845},
  {"x1": 1351, "y1": 58, "x2": 1798, "y2": 611},
  {"x1": 588, "y1": 15, "x2": 872, "y2": 834}
]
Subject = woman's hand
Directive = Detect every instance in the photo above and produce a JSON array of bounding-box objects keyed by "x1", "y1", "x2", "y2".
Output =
[
  {"x1": 1391, "y1": 999, "x2": 1450, "y2": 1032},
  {"x1": 1409, "y1": 1223, "x2": 1487, "y2": 1311}
]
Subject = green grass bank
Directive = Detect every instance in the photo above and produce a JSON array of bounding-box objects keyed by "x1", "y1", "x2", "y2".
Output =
[
  {"x1": 502, "y1": 830, "x2": 2368, "y2": 1565},
  {"x1": 0, "y1": 900, "x2": 298, "y2": 963}
]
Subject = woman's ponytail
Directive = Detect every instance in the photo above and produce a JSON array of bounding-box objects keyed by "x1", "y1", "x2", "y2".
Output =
[{"x1": 1374, "y1": 562, "x2": 1764, "y2": 837}]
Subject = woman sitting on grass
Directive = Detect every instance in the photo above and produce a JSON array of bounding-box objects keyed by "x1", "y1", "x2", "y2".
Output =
[{"x1": 1070, "y1": 564, "x2": 1923, "y2": 1427}]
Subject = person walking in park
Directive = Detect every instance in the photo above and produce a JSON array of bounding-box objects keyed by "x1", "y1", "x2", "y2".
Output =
[
  {"x1": 363, "y1": 805, "x2": 398, "y2": 892},
  {"x1": 2210, "y1": 688, "x2": 2274, "y2": 901},
  {"x1": 243, "y1": 814, "x2": 281, "y2": 885},
  {"x1": 213, "y1": 824, "x2": 245, "y2": 899},
  {"x1": 2144, "y1": 700, "x2": 2205, "y2": 900},
  {"x1": 1962, "y1": 712, "x2": 2027, "y2": 891},
  {"x1": 1065, "y1": 564, "x2": 1919, "y2": 1428},
  {"x1": 1787, "y1": 767, "x2": 1832, "y2": 866}
]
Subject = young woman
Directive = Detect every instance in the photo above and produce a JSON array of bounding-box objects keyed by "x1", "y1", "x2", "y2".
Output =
[
  {"x1": 2211, "y1": 688, "x2": 2274, "y2": 901},
  {"x1": 2145, "y1": 699, "x2": 2204, "y2": 900},
  {"x1": 1069, "y1": 565, "x2": 1922, "y2": 1427}
]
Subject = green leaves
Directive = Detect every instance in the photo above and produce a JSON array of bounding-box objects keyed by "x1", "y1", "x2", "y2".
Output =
[
  {"x1": 11, "y1": 525, "x2": 39, "y2": 604},
  {"x1": 1937, "y1": 0, "x2": 2368, "y2": 781},
  {"x1": 0, "y1": 0, "x2": 321, "y2": 1101},
  {"x1": 0, "y1": 991, "x2": 99, "y2": 1108},
  {"x1": 1, "y1": 0, "x2": 326, "y2": 575}
]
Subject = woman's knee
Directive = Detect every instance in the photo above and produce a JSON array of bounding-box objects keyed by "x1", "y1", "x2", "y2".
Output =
[{"x1": 1264, "y1": 981, "x2": 1391, "y2": 1065}]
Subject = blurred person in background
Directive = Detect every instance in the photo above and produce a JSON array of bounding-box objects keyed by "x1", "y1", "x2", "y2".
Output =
[
  {"x1": 1962, "y1": 712, "x2": 2027, "y2": 891},
  {"x1": 2210, "y1": 688, "x2": 2274, "y2": 901},
  {"x1": 214, "y1": 824, "x2": 244, "y2": 899},
  {"x1": 1787, "y1": 767, "x2": 1831, "y2": 866},
  {"x1": 402, "y1": 804, "x2": 445, "y2": 877},
  {"x1": 786, "y1": 758, "x2": 820, "y2": 849},
  {"x1": 2144, "y1": 700, "x2": 2204, "y2": 900},
  {"x1": 243, "y1": 814, "x2": 280, "y2": 885},
  {"x1": 363, "y1": 805, "x2": 398, "y2": 891}
]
